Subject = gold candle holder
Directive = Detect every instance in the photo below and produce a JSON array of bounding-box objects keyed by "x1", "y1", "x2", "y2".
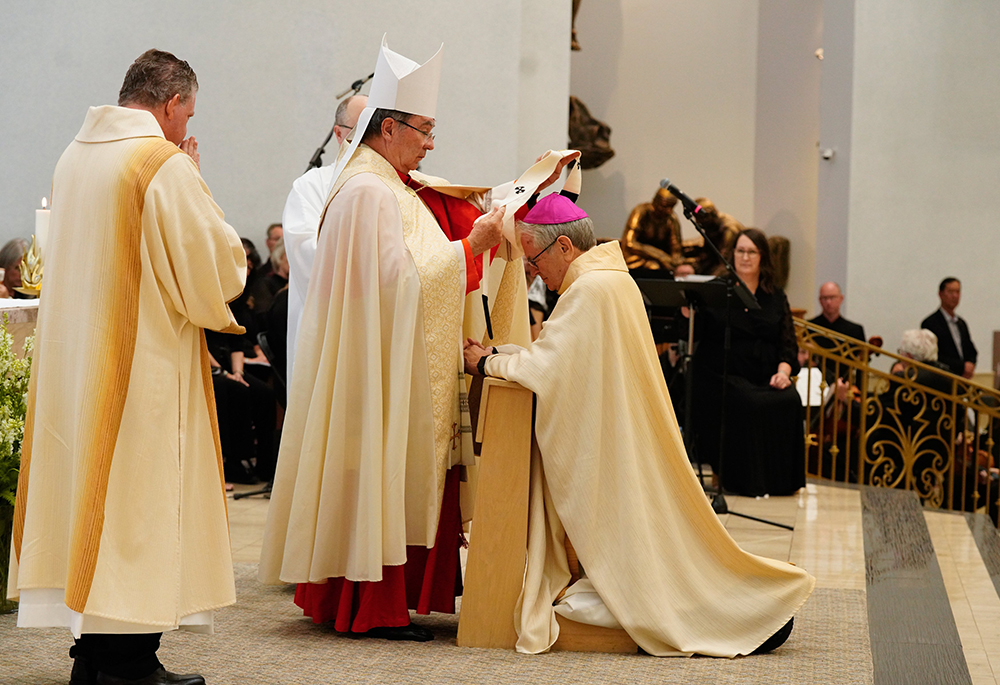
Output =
[{"x1": 13, "y1": 235, "x2": 42, "y2": 297}]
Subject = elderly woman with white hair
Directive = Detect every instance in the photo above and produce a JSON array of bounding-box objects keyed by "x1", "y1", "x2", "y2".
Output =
[
  {"x1": 896, "y1": 328, "x2": 939, "y2": 365},
  {"x1": 891, "y1": 329, "x2": 951, "y2": 390},
  {"x1": 871, "y1": 328, "x2": 970, "y2": 505}
]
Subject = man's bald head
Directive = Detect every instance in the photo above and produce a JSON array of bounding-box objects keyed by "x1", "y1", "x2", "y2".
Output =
[
  {"x1": 818, "y1": 281, "x2": 844, "y2": 321},
  {"x1": 334, "y1": 94, "x2": 368, "y2": 145}
]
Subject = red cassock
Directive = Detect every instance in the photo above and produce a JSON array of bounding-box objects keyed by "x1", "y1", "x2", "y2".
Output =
[{"x1": 295, "y1": 184, "x2": 484, "y2": 632}]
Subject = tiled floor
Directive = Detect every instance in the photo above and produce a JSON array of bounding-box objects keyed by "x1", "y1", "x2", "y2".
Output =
[
  {"x1": 228, "y1": 487, "x2": 271, "y2": 564},
  {"x1": 927, "y1": 511, "x2": 1000, "y2": 684},
  {"x1": 226, "y1": 480, "x2": 1000, "y2": 683}
]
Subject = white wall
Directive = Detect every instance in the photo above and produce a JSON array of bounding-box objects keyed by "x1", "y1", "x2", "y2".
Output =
[
  {"x1": 518, "y1": 3, "x2": 573, "y2": 172},
  {"x1": 0, "y1": 2, "x2": 569, "y2": 248},
  {"x1": 815, "y1": 0, "x2": 855, "y2": 308},
  {"x1": 569, "y1": 1, "x2": 760, "y2": 247},
  {"x1": 568, "y1": 0, "x2": 823, "y2": 310},
  {"x1": 845, "y1": 0, "x2": 1000, "y2": 368},
  {"x1": 754, "y1": 0, "x2": 822, "y2": 311}
]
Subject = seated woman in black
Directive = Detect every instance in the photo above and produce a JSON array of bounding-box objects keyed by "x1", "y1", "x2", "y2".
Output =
[
  {"x1": 208, "y1": 246, "x2": 278, "y2": 485},
  {"x1": 692, "y1": 228, "x2": 804, "y2": 496}
]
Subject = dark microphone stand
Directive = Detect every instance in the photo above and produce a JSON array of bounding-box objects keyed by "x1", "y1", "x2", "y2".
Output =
[
  {"x1": 305, "y1": 72, "x2": 374, "y2": 172},
  {"x1": 677, "y1": 192, "x2": 793, "y2": 531}
]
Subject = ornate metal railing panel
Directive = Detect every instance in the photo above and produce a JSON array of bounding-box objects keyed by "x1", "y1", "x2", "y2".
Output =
[{"x1": 795, "y1": 318, "x2": 1000, "y2": 524}]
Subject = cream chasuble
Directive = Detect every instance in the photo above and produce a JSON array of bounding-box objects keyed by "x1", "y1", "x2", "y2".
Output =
[
  {"x1": 260, "y1": 146, "x2": 469, "y2": 585},
  {"x1": 9, "y1": 106, "x2": 246, "y2": 634},
  {"x1": 282, "y1": 143, "x2": 355, "y2": 387},
  {"x1": 486, "y1": 241, "x2": 815, "y2": 657}
]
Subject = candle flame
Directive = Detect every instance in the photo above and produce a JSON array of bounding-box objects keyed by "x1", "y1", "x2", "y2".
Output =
[{"x1": 41, "y1": 197, "x2": 48, "y2": 210}]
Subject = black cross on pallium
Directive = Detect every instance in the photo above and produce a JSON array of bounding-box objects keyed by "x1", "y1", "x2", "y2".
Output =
[
  {"x1": 515, "y1": 186, "x2": 525, "y2": 194},
  {"x1": 451, "y1": 422, "x2": 462, "y2": 450}
]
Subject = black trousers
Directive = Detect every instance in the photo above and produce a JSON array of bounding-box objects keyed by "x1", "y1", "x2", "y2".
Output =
[
  {"x1": 71, "y1": 633, "x2": 162, "y2": 680},
  {"x1": 213, "y1": 372, "x2": 277, "y2": 482}
]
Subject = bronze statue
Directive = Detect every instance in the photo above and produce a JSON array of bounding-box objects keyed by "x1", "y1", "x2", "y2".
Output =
[
  {"x1": 621, "y1": 187, "x2": 684, "y2": 270},
  {"x1": 682, "y1": 198, "x2": 744, "y2": 275},
  {"x1": 768, "y1": 235, "x2": 791, "y2": 290},
  {"x1": 572, "y1": 0, "x2": 582, "y2": 50},
  {"x1": 568, "y1": 96, "x2": 614, "y2": 169}
]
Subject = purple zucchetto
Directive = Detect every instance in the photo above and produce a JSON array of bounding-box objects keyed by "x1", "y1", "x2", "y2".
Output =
[{"x1": 521, "y1": 193, "x2": 588, "y2": 225}]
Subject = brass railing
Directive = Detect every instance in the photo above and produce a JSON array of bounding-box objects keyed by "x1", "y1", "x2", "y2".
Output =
[{"x1": 795, "y1": 318, "x2": 1000, "y2": 524}]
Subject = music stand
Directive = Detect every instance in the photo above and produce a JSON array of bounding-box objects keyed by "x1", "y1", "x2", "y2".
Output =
[
  {"x1": 635, "y1": 276, "x2": 725, "y2": 486},
  {"x1": 636, "y1": 275, "x2": 791, "y2": 531}
]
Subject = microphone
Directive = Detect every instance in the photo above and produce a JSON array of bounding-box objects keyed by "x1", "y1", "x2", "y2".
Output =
[
  {"x1": 335, "y1": 72, "x2": 375, "y2": 99},
  {"x1": 659, "y1": 178, "x2": 702, "y2": 215}
]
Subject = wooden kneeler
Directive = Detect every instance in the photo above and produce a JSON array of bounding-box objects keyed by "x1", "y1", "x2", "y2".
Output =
[{"x1": 457, "y1": 379, "x2": 637, "y2": 653}]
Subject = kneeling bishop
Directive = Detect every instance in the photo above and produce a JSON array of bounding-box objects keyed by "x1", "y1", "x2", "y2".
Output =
[{"x1": 464, "y1": 194, "x2": 815, "y2": 657}]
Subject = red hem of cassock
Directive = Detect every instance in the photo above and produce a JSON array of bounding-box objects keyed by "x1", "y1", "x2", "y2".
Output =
[{"x1": 295, "y1": 467, "x2": 464, "y2": 633}]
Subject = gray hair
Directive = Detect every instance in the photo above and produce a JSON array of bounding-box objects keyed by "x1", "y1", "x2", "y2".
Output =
[
  {"x1": 518, "y1": 216, "x2": 596, "y2": 252},
  {"x1": 0, "y1": 238, "x2": 28, "y2": 270},
  {"x1": 118, "y1": 49, "x2": 198, "y2": 107},
  {"x1": 361, "y1": 108, "x2": 412, "y2": 144},
  {"x1": 898, "y1": 329, "x2": 938, "y2": 363},
  {"x1": 269, "y1": 238, "x2": 286, "y2": 272}
]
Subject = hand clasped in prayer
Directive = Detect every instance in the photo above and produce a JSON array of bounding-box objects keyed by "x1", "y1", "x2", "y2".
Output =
[{"x1": 463, "y1": 338, "x2": 490, "y2": 376}]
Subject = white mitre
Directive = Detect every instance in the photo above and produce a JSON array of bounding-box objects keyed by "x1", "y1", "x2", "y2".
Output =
[
  {"x1": 368, "y1": 37, "x2": 442, "y2": 117},
  {"x1": 329, "y1": 35, "x2": 443, "y2": 188}
]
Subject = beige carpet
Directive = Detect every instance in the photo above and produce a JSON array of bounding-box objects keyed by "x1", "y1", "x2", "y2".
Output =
[{"x1": 1, "y1": 564, "x2": 872, "y2": 685}]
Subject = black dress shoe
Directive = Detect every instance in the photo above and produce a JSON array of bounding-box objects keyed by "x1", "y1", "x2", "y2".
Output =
[
  {"x1": 96, "y1": 668, "x2": 206, "y2": 685},
  {"x1": 69, "y1": 658, "x2": 97, "y2": 685},
  {"x1": 752, "y1": 617, "x2": 794, "y2": 654},
  {"x1": 363, "y1": 623, "x2": 434, "y2": 642}
]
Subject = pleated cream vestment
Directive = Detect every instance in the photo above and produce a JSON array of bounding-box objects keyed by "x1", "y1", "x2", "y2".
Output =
[
  {"x1": 9, "y1": 106, "x2": 247, "y2": 635},
  {"x1": 485, "y1": 241, "x2": 816, "y2": 657},
  {"x1": 259, "y1": 145, "x2": 470, "y2": 584}
]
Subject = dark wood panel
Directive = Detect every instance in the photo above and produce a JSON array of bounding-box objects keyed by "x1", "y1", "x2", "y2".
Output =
[{"x1": 861, "y1": 487, "x2": 971, "y2": 685}]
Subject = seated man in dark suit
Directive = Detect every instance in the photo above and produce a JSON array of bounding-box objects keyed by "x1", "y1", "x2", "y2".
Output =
[
  {"x1": 808, "y1": 281, "x2": 865, "y2": 342},
  {"x1": 921, "y1": 277, "x2": 977, "y2": 378}
]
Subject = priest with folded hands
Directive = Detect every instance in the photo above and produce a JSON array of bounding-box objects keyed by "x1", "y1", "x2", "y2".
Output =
[{"x1": 463, "y1": 194, "x2": 815, "y2": 657}]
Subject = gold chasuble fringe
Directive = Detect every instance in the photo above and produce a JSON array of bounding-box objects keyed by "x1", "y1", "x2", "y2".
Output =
[
  {"x1": 13, "y1": 140, "x2": 181, "y2": 613},
  {"x1": 65, "y1": 139, "x2": 181, "y2": 611}
]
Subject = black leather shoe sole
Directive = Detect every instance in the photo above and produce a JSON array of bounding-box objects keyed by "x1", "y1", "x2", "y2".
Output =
[
  {"x1": 70, "y1": 658, "x2": 97, "y2": 685},
  {"x1": 752, "y1": 617, "x2": 794, "y2": 654},
  {"x1": 96, "y1": 667, "x2": 205, "y2": 685},
  {"x1": 363, "y1": 624, "x2": 434, "y2": 642}
]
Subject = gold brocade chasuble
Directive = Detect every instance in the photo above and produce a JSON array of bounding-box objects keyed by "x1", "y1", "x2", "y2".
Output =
[
  {"x1": 260, "y1": 146, "x2": 468, "y2": 584},
  {"x1": 332, "y1": 148, "x2": 467, "y2": 492},
  {"x1": 9, "y1": 106, "x2": 246, "y2": 627}
]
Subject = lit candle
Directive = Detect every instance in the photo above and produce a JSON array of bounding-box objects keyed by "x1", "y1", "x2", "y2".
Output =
[{"x1": 35, "y1": 197, "x2": 50, "y2": 258}]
